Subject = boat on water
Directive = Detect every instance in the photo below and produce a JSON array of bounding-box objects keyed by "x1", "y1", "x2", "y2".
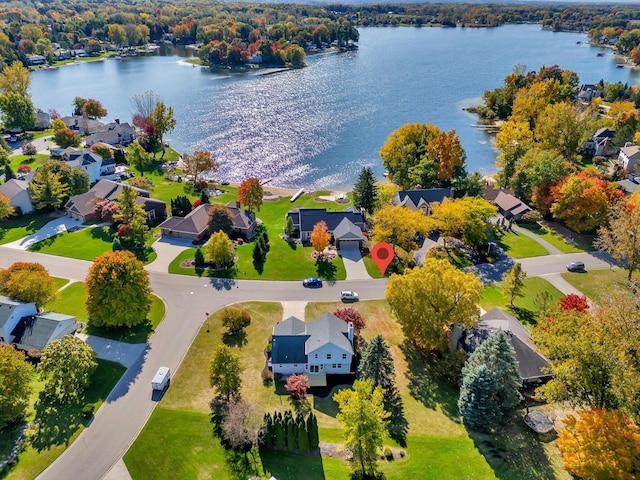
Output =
[{"x1": 597, "y1": 52, "x2": 605, "y2": 57}]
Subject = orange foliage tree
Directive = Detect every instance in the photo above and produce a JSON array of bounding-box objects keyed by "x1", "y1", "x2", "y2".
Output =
[
  {"x1": 558, "y1": 408, "x2": 640, "y2": 480},
  {"x1": 238, "y1": 177, "x2": 263, "y2": 212},
  {"x1": 310, "y1": 220, "x2": 331, "y2": 253}
]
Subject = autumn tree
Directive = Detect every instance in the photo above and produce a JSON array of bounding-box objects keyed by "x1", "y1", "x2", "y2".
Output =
[
  {"x1": 380, "y1": 123, "x2": 465, "y2": 190},
  {"x1": 33, "y1": 160, "x2": 89, "y2": 198},
  {"x1": 550, "y1": 169, "x2": 624, "y2": 232},
  {"x1": 183, "y1": 150, "x2": 219, "y2": 185},
  {"x1": 494, "y1": 119, "x2": 533, "y2": 187},
  {"x1": 205, "y1": 230, "x2": 235, "y2": 268},
  {"x1": 310, "y1": 220, "x2": 331, "y2": 253},
  {"x1": 0, "y1": 261, "x2": 57, "y2": 309},
  {"x1": 0, "y1": 193, "x2": 15, "y2": 219},
  {"x1": 386, "y1": 258, "x2": 482, "y2": 352},
  {"x1": 0, "y1": 345, "x2": 33, "y2": 428},
  {"x1": 54, "y1": 127, "x2": 82, "y2": 148},
  {"x1": 503, "y1": 263, "x2": 526, "y2": 305},
  {"x1": 0, "y1": 62, "x2": 35, "y2": 131},
  {"x1": 558, "y1": 409, "x2": 640, "y2": 480},
  {"x1": 209, "y1": 344, "x2": 243, "y2": 401},
  {"x1": 511, "y1": 78, "x2": 560, "y2": 131},
  {"x1": 595, "y1": 195, "x2": 640, "y2": 280},
  {"x1": 0, "y1": 61, "x2": 31, "y2": 96},
  {"x1": 285, "y1": 374, "x2": 310, "y2": 399},
  {"x1": 28, "y1": 170, "x2": 69, "y2": 210},
  {"x1": 38, "y1": 335, "x2": 97, "y2": 402},
  {"x1": 535, "y1": 101, "x2": 596, "y2": 162},
  {"x1": 559, "y1": 294, "x2": 589, "y2": 312},
  {"x1": 220, "y1": 398, "x2": 261, "y2": 453},
  {"x1": 430, "y1": 197, "x2": 497, "y2": 250},
  {"x1": 221, "y1": 307, "x2": 251, "y2": 334},
  {"x1": 238, "y1": 177, "x2": 263, "y2": 212},
  {"x1": 85, "y1": 251, "x2": 152, "y2": 328},
  {"x1": 334, "y1": 379, "x2": 389, "y2": 478},
  {"x1": 150, "y1": 101, "x2": 176, "y2": 158},
  {"x1": 332, "y1": 307, "x2": 366, "y2": 334},
  {"x1": 353, "y1": 166, "x2": 379, "y2": 214},
  {"x1": 112, "y1": 186, "x2": 149, "y2": 243},
  {"x1": 372, "y1": 204, "x2": 433, "y2": 252},
  {"x1": 207, "y1": 203, "x2": 234, "y2": 236},
  {"x1": 80, "y1": 98, "x2": 108, "y2": 118}
]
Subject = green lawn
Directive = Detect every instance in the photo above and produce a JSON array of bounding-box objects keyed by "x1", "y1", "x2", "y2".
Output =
[
  {"x1": 125, "y1": 300, "x2": 567, "y2": 480},
  {"x1": 480, "y1": 277, "x2": 565, "y2": 327},
  {"x1": 495, "y1": 231, "x2": 549, "y2": 258},
  {"x1": 2, "y1": 359, "x2": 126, "y2": 480},
  {"x1": 28, "y1": 226, "x2": 157, "y2": 264},
  {"x1": 53, "y1": 277, "x2": 69, "y2": 290},
  {"x1": 45, "y1": 281, "x2": 165, "y2": 342},
  {"x1": 0, "y1": 214, "x2": 51, "y2": 245},
  {"x1": 9, "y1": 154, "x2": 51, "y2": 173},
  {"x1": 562, "y1": 267, "x2": 628, "y2": 303},
  {"x1": 518, "y1": 223, "x2": 585, "y2": 253},
  {"x1": 168, "y1": 192, "x2": 350, "y2": 281}
]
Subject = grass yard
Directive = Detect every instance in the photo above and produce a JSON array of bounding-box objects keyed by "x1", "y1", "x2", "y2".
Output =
[
  {"x1": 44, "y1": 281, "x2": 165, "y2": 342},
  {"x1": 28, "y1": 226, "x2": 157, "y2": 264},
  {"x1": 480, "y1": 277, "x2": 565, "y2": 327},
  {"x1": 2, "y1": 359, "x2": 126, "y2": 480},
  {"x1": 125, "y1": 300, "x2": 567, "y2": 480},
  {"x1": 53, "y1": 277, "x2": 69, "y2": 290},
  {"x1": 426, "y1": 245, "x2": 473, "y2": 268},
  {"x1": 0, "y1": 214, "x2": 51, "y2": 245},
  {"x1": 495, "y1": 230, "x2": 549, "y2": 258},
  {"x1": 562, "y1": 267, "x2": 628, "y2": 303},
  {"x1": 518, "y1": 223, "x2": 585, "y2": 254},
  {"x1": 167, "y1": 192, "x2": 350, "y2": 281},
  {"x1": 8, "y1": 154, "x2": 51, "y2": 173}
]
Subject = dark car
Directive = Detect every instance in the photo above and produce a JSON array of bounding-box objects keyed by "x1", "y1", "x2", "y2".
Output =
[
  {"x1": 566, "y1": 261, "x2": 585, "y2": 272},
  {"x1": 302, "y1": 277, "x2": 323, "y2": 288}
]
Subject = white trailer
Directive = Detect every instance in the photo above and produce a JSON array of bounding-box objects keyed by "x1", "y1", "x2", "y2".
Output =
[{"x1": 151, "y1": 366, "x2": 170, "y2": 391}]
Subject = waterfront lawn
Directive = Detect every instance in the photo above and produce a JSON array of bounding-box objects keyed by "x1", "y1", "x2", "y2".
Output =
[
  {"x1": 480, "y1": 277, "x2": 565, "y2": 326},
  {"x1": 168, "y1": 193, "x2": 349, "y2": 281},
  {"x1": 2, "y1": 359, "x2": 126, "y2": 480},
  {"x1": 518, "y1": 222, "x2": 584, "y2": 253},
  {"x1": 495, "y1": 230, "x2": 548, "y2": 258},
  {"x1": 125, "y1": 300, "x2": 564, "y2": 480},
  {"x1": 562, "y1": 267, "x2": 628, "y2": 303},
  {"x1": 0, "y1": 214, "x2": 51, "y2": 245}
]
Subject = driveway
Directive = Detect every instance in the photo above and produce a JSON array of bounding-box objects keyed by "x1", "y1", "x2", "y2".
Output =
[
  {"x1": 3, "y1": 216, "x2": 88, "y2": 250},
  {"x1": 146, "y1": 236, "x2": 193, "y2": 273},
  {"x1": 339, "y1": 245, "x2": 371, "y2": 280},
  {"x1": 75, "y1": 333, "x2": 147, "y2": 369}
]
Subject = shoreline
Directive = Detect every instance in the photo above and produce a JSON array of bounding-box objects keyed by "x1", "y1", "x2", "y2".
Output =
[{"x1": 226, "y1": 182, "x2": 347, "y2": 197}]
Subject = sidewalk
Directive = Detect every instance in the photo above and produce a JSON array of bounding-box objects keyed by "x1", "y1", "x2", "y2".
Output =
[{"x1": 3, "y1": 217, "x2": 92, "y2": 250}]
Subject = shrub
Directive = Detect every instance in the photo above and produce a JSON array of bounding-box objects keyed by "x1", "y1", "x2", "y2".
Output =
[
  {"x1": 261, "y1": 367, "x2": 274, "y2": 386},
  {"x1": 82, "y1": 403, "x2": 95, "y2": 418},
  {"x1": 192, "y1": 199, "x2": 202, "y2": 209},
  {"x1": 118, "y1": 224, "x2": 130, "y2": 237},
  {"x1": 221, "y1": 306, "x2": 251, "y2": 333},
  {"x1": 21, "y1": 142, "x2": 37, "y2": 156},
  {"x1": 128, "y1": 176, "x2": 154, "y2": 190},
  {"x1": 17, "y1": 164, "x2": 31, "y2": 174},
  {"x1": 520, "y1": 210, "x2": 543, "y2": 224},
  {"x1": 194, "y1": 247, "x2": 205, "y2": 267},
  {"x1": 383, "y1": 447, "x2": 393, "y2": 461}
]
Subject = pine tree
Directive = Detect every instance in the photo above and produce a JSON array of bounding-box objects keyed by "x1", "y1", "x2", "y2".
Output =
[
  {"x1": 199, "y1": 189, "x2": 210, "y2": 205},
  {"x1": 194, "y1": 247, "x2": 205, "y2": 266},
  {"x1": 275, "y1": 414, "x2": 286, "y2": 449},
  {"x1": 253, "y1": 241, "x2": 264, "y2": 264},
  {"x1": 4, "y1": 164, "x2": 15, "y2": 181},
  {"x1": 286, "y1": 415, "x2": 296, "y2": 449},
  {"x1": 262, "y1": 413, "x2": 274, "y2": 448},
  {"x1": 297, "y1": 418, "x2": 309, "y2": 453},
  {"x1": 461, "y1": 329, "x2": 522, "y2": 410},
  {"x1": 307, "y1": 413, "x2": 319, "y2": 450},
  {"x1": 261, "y1": 229, "x2": 270, "y2": 251},
  {"x1": 353, "y1": 166, "x2": 379, "y2": 215},
  {"x1": 458, "y1": 364, "x2": 502, "y2": 433},
  {"x1": 285, "y1": 216, "x2": 295, "y2": 237}
]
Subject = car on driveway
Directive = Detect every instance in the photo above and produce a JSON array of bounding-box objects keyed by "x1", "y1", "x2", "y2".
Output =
[
  {"x1": 566, "y1": 261, "x2": 585, "y2": 272},
  {"x1": 340, "y1": 290, "x2": 359, "y2": 302},
  {"x1": 302, "y1": 277, "x2": 323, "y2": 288}
]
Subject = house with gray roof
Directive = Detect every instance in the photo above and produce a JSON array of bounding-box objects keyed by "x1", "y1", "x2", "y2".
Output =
[
  {"x1": 619, "y1": 145, "x2": 640, "y2": 174},
  {"x1": 84, "y1": 122, "x2": 136, "y2": 147},
  {"x1": 270, "y1": 313, "x2": 355, "y2": 386},
  {"x1": 616, "y1": 175, "x2": 640, "y2": 195},
  {"x1": 460, "y1": 308, "x2": 552, "y2": 385},
  {"x1": 0, "y1": 296, "x2": 37, "y2": 345},
  {"x1": 0, "y1": 178, "x2": 34, "y2": 214},
  {"x1": 392, "y1": 188, "x2": 453, "y2": 214},
  {"x1": 332, "y1": 217, "x2": 367, "y2": 248},
  {"x1": 11, "y1": 312, "x2": 76, "y2": 352},
  {"x1": 493, "y1": 191, "x2": 532, "y2": 221},
  {"x1": 61, "y1": 114, "x2": 104, "y2": 135},
  {"x1": 285, "y1": 208, "x2": 365, "y2": 243},
  {"x1": 65, "y1": 179, "x2": 166, "y2": 223},
  {"x1": 582, "y1": 127, "x2": 616, "y2": 157}
]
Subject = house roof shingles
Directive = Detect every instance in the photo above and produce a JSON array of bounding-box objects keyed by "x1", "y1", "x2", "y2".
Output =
[
  {"x1": 494, "y1": 191, "x2": 532, "y2": 216},
  {"x1": 11, "y1": 312, "x2": 75, "y2": 351},
  {"x1": 288, "y1": 208, "x2": 364, "y2": 232},
  {"x1": 333, "y1": 217, "x2": 366, "y2": 241},
  {"x1": 0, "y1": 296, "x2": 33, "y2": 329},
  {"x1": 395, "y1": 188, "x2": 452, "y2": 209},
  {"x1": 0, "y1": 179, "x2": 29, "y2": 199}
]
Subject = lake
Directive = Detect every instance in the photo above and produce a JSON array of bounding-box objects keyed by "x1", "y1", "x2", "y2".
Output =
[{"x1": 30, "y1": 25, "x2": 640, "y2": 190}]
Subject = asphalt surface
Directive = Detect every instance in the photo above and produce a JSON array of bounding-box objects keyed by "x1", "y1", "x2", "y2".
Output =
[{"x1": 0, "y1": 245, "x2": 612, "y2": 480}]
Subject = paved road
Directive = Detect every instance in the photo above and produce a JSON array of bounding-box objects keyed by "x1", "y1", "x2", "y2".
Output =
[{"x1": 0, "y1": 245, "x2": 611, "y2": 480}]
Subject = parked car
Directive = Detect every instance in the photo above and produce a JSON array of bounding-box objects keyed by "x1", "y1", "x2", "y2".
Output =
[
  {"x1": 151, "y1": 366, "x2": 170, "y2": 391},
  {"x1": 566, "y1": 261, "x2": 585, "y2": 272},
  {"x1": 302, "y1": 277, "x2": 323, "y2": 288},
  {"x1": 340, "y1": 290, "x2": 359, "y2": 302}
]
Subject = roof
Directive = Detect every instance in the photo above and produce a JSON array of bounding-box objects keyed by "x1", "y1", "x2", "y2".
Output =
[
  {"x1": 394, "y1": 188, "x2": 452, "y2": 209},
  {"x1": 494, "y1": 191, "x2": 532, "y2": 216},
  {"x1": 483, "y1": 186, "x2": 515, "y2": 202},
  {"x1": 11, "y1": 312, "x2": 76, "y2": 351},
  {"x1": 65, "y1": 180, "x2": 152, "y2": 217},
  {"x1": 0, "y1": 179, "x2": 29, "y2": 199},
  {"x1": 288, "y1": 208, "x2": 365, "y2": 232},
  {"x1": 0, "y1": 296, "x2": 35, "y2": 330},
  {"x1": 333, "y1": 217, "x2": 366, "y2": 241},
  {"x1": 462, "y1": 308, "x2": 550, "y2": 381},
  {"x1": 159, "y1": 203, "x2": 212, "y2": 235},
  {"x1": 305, "y1": 313, "x2": 353, "y2": 355},
  {"x1": 617, "y1": 179, "x2": 640, "y2": 194},
  {"x1": 225, "y1": 202, "x2": 256, "y2": 230},
  {"x1": 594, "y1": 127, "x2": 615, "y2": 139},
  {"x1": 273, "y1": 316, "x2": 307, "y2": 336},
  {"x1": 620, "y1": 145, "x2": 640, "y2": 160}
]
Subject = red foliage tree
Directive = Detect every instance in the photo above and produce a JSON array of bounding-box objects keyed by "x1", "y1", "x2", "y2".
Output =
[
  {"x1": 192, "y1": 199, "x2": 202, "y2": 209},
  {"x1": 17, "y1": 164, "x2": 31, "y2": 174},
  {"x1": 285, "y1": 374, "x2": 310, "y2": 399},
  {"x1": 332, "y1": 307, "x2": 366, "y2": 334},
  {"x1": 559, "y1": 294, "x2": 589, "y2": 312},
  {"x1": 92, "y1": 199, "x2": 120, "y2": 221},
  {"x1": 118, "y1": 224, "x2": 130, "y2": 237}
]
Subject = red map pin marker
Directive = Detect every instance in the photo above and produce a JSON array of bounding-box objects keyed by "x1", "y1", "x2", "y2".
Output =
[{"x1": 371, "y1": 242, "x2": 394, "y2": 275}]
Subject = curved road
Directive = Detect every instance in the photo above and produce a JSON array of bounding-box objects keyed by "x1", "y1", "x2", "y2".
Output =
[{"x1": 0, "y1": 246, "x2": 613, "y2": 480}]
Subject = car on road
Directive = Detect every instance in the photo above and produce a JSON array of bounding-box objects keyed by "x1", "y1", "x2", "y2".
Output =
[
  {"x1": 566, "y1": 261, "x2": 585, "y2": 272},
  {"x1": 340, "y1": 290, "x2": 359, "y2": 302},
  {"x1": 302, "y1": 277, "x2": 323, "y2": 288}
]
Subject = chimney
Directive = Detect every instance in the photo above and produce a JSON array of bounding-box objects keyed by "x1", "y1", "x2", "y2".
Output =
[
  {"x1": 347, "y1": 322, "x2": 354, "y2": 343},
  {"x1": 115, "y1": 118, "x2": 120, "y2": 124}
]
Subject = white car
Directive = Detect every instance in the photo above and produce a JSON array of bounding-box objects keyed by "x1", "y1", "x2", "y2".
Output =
[{"x1": 340, "y1": 291, "x2": 359, "y2": 302}]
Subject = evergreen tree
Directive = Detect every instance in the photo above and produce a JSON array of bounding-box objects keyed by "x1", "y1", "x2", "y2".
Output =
[
  {"x1": 4, "y1": 163, "x2": 14, "y2": 181},
  {"x1": 199, "y1": 189, "x2": 210, "y2": 205},
  {"x1": 286, "y1": 418, "x2": 297, "y2": 450},
  {"x1": 461, "y1": 329, "x2": 522, "y2": 410},
  {"x1": 275, "y1": 414, "x2": 286, "y2": 449},
  {"x1": 285, "y1": 216, "x2": 295, "y2": 237},
  {"x1": 171, "y1": 195, "x2": 192, "y2": 217},
  {"x1": 458, "y1": 364, "x2": 502, "y2": 433},
  {"x1": 307, "y1": 413, "x2": 319, "y2": 450},
  {"x1": 261, "y1": 229, "x2": 270, "y2": 251},
  {"x1": 261, "y1": 413, "x2": 273, "y2": 448},
  {"x1": 253, "y1": 241, "x2": 264, "y2": 265},
  {"x1": 353, "y1": 166, "x2": 379, "y2": 215},
  {"x1": 297, "y1": 418, "x2": 309, "y2": 452},
  {"x1": 112, "y1": 237, "x2": 123, "y2": 251},
  {"x1": 194, "y1": 247, "x2": 205, "y2": 266}
]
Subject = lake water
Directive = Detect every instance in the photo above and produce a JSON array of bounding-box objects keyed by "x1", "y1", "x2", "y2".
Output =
[{"x1": 30, "y1": 25, "x2": 639, "y2": 190}]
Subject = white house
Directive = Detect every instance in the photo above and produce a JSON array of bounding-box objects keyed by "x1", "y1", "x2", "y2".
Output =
[
  {"x1": 270, "y1": 313, "x2": 354, "y2": 385},
  {"x1": 0, "y1": 296, "x2": 38, "y2": 345},
  {"x1": 0, "y1": 179, "x2": 34, "y2": 214},
  {"x1": 11, "y1": 312, "x2": 76, "y2": 352},
  {"x1": 619, "y1": 145, "x2": 640, "y2": 174}
]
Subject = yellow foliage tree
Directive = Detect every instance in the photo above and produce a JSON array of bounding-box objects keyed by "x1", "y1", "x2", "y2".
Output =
[
  {"x1": 494, "y1": 119, "x2": 534, "y2": 186},
  {"x1": 430, "y1": 197, "x2": 497, "y2": 250},
  {"x1": 386, "y1": 258, "x2": 482, "y2": 352},
  {"x1": 558, "y1": 408, "x2": 640, "y2": 480},
  {"x1": 310, "y1": 220, "x2": 331, "y2": 253},
  {"x1": 511, "y1": 79, "x2": 560, "y2": 130},
  {"x1": 372, "y1": 204, "x2": 433, "y2": 252}
]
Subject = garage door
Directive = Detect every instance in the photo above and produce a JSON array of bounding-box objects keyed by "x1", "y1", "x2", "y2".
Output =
[{"x1": 339, "y1": 240, "x2": 360, "y2": 249}]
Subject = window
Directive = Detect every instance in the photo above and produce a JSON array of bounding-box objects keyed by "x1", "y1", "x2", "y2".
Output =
[
  {"x1": 342, "y1": 353, "x2": 347, "y2": 359},
  {"x1": 332, "y1": 364, "x2": 338, "y2": 369},
  {"x1": 293, "y1": 364, "x2": 298, "y2": 367},
  {"x1": 314, "y1": 354, "x2": 318, "y2": 359},
  {"x1": 310, "y1": 365, "x2": 319, "y2": 373},
  {"x1": 326, "y1": 354, "x2": 332, "y2": 359}
]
